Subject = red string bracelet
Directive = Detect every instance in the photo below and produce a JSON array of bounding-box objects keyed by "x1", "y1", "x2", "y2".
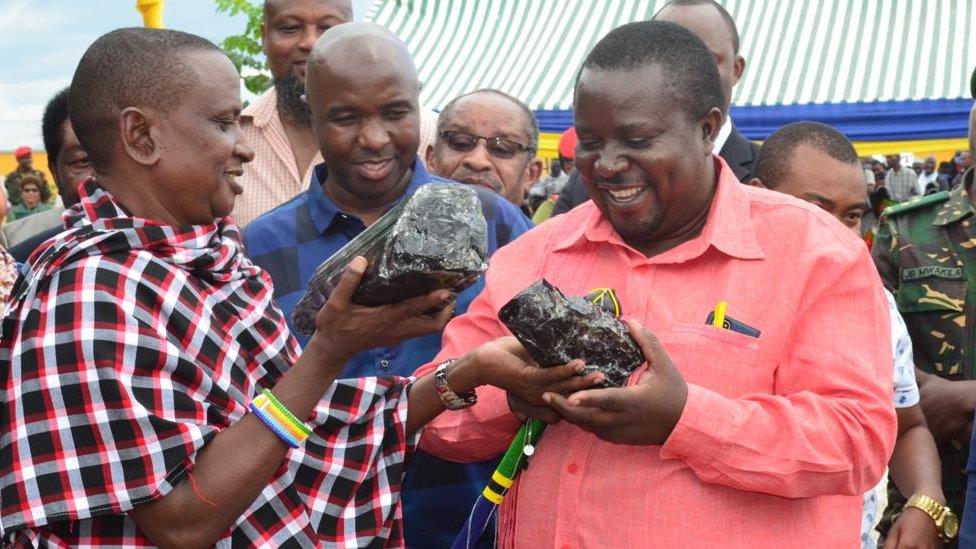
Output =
[{"x1": 188, "y1": 471, "x2": 218, "y2": 508}]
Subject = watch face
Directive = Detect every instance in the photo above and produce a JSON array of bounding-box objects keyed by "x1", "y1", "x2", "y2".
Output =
[{"x1": 943, "y1": 512, "x2": 959, "y2": 539}]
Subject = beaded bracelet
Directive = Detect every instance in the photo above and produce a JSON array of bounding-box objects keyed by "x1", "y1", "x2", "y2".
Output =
[
  {"x1": 255, "y1": 393, "x2": 312, "y2": 442},
  {"x1": 261, "y1": 389, "x2": 313, "y2": 439},
  {"x1": 249, "y1": 390, "x2": 312, "y2": 448}
]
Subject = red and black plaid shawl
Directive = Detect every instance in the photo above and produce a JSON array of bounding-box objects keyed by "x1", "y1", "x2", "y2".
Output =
[{"x1": 0, "y1": 179, "x2": 416, "y2": 547}]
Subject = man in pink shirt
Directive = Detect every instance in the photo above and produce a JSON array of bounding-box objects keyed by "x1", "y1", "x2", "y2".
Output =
[{"x1": 415, "y1": 21, "x2": 897, "y2": 547}]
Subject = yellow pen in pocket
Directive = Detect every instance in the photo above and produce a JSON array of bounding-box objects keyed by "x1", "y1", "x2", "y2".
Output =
[{"x1": 711, "y1": 300, "x2": 728, "y2": 328}]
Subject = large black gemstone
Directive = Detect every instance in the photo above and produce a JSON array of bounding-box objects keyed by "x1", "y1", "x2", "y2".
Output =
[
  {"x1": 498, "y1": 279, "x2": 643, "y2": 387},
  {"x1": 292, "y1": 183, "x2": 488, "y2": 335}
]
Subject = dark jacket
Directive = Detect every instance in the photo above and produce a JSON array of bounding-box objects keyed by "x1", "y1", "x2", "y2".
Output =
[{"x1": 718, "y1": 125, "x2": 762, "y2": 183}]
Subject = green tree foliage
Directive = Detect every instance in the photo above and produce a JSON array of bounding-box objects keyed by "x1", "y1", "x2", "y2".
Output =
[{"x1": 214, "y1": 0, "x2": 272, "y2": 94}]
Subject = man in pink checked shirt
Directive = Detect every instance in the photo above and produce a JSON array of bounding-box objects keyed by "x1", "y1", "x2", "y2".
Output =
[{"x1": 414, "y1": 21, "x2": 897, "y2": 548}]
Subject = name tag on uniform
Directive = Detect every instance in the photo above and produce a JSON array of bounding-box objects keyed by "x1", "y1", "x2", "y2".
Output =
[{"x1": 901, "y1": 266, "x2": 963, "y2": 281}]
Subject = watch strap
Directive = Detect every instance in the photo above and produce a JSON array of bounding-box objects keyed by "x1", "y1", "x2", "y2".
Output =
[
  {"x1": 906, "y1": 493, "x2": 957, "y2": 540},
  {"x1": 434, "y1": 359, "x2": 477, "y2": 410}
]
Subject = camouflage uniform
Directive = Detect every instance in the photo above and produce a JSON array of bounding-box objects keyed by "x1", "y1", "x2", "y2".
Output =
[
  {"x1": 871, "y1": 169, "x2": 976, "y2": 547},
  {"x1": 4, "y1": 168, "x2": 49, "y2": 206}
]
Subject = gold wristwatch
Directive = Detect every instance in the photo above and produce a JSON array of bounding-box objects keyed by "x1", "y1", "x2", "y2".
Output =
[{"x1": 905, "y1": 493, "x2": 959, "y2": 541}]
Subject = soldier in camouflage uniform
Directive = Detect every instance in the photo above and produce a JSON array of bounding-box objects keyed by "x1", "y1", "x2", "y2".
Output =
[
  {"x1": 4, "y1": 147, "x2": 50, "y2": 206},
  {"x1": 872, "y1": 92, "x2": 976, "y2": 547}
]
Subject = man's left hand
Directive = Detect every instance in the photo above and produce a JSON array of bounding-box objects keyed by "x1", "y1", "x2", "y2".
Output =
[
  {"x1": 883, "y1": 506, "x2": 943, "y2": 549},
  {"x1": 543, "y1": 318, "x2": 688, "y2": 445}
]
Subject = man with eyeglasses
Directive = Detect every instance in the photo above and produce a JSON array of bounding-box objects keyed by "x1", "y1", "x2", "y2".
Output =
[
  {"x1": 426, "y1": 89, "x2": 543, "y2": 207},
  {"x1": 243, "y1": 22, "x2": 533, "y2": 548}
]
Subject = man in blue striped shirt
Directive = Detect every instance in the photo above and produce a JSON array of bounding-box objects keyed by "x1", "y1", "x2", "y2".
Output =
[{"x1": 243, "y1": 22, "x2": 533, "y2": 548}]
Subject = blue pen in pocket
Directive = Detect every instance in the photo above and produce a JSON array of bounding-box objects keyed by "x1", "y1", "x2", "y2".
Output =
[{"x1": 706, "y1": 306, "x2": 761, "y2": 338}]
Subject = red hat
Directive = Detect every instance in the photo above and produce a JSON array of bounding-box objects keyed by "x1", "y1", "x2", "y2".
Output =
[
  {"x1": 558, "y1": 127, "x2": 577, "y2": 160},
  {"x1": 13, "y1": 146, "x2": 31, "y2": 159}
]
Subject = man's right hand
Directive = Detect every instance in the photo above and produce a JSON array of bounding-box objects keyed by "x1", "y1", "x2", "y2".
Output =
[
  {"x1": 310, "y1": 256, "x2": 456, "y2": 365},
  {"x1": 918, "y1": 373, "x2": 976, "y2": 444}
]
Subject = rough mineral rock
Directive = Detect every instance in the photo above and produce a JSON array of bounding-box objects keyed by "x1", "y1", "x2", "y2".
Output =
[
  {"x1": 498, "y1": 279, "x2": 643, "y2": 387},
  {"x1": 292, "y1": 183, "x2": 488, "y2": 335}
]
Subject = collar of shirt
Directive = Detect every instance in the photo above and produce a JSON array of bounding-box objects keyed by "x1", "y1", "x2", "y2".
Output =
[
  {"x1": 712, "y1": 116, "x2": 733, "y2": 154},
  {"x1": 240, "y1": 86, "x2": 278, "y2": 129},
  {"x1": 934, "y1": 168, "x2": 976, "y2": 226},
  {"x1": 553, "y1": 155, "x2": 765, "y2": 265},
  {"x1": 305, "y1": 157, "x2": 429, "y2": 235}
]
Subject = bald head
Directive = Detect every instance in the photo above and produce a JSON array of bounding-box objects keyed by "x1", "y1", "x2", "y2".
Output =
[{"x1": 307, "y1": 22, "x2": 418, "y2": 95}]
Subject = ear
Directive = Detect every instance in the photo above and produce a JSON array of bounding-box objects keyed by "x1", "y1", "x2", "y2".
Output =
[
  {"x1": 424, "y1": 144, "x2": 437, "y2": 172},
  {"x1": 732, "y1": 55, "x2": 745, "y2": 86},
  {"x1": 260, "y1": 21, "x2": 268, "y2": 42},
  {"x1": 748, "y1": 177, "x2": 767, "y2": 189},
  {"x1": 524, "y1": 157, "x2": 544, "y2": 195},
  {"x1": 699, "y1": 107, "x2": 723, "y2": 153},
  {"x1": 119, "y1": 107, "x2": 160, "y2": 167}
]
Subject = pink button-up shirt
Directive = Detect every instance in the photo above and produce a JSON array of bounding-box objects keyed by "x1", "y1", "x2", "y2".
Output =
[
  {"x1": 232, "y1": 87, "x2": 440, "y2": 227},
  {"x1": 417, "y1": 157, "x2": 896, "y2": 548}
]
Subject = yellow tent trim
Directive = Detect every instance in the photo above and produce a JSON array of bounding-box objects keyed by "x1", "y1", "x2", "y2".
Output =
[{"x1": 852, "y1": 138, "x2": 970, "y2": 163}]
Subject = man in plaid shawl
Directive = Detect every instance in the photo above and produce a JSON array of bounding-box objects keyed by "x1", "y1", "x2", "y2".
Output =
[{"x1": 0, "y1": 28, "x2": 591, "y2": 548}]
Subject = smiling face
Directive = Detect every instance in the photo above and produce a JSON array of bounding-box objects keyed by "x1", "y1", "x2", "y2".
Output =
[
  {"x1": 262, "y1": 0, "x2": 350, "y2": 85},
  {"x1": 306, "y1": 32, "x2": 420, "y2": 211},
  {"x1": 151, "y1": 50, "x2": 254, "y2": 225},
  {"x1": 427, "y1": 92, "x2": 537, "y2": 205},
  {"x1": 574, "y1": 63, "x2": 720, "y2": 255}
]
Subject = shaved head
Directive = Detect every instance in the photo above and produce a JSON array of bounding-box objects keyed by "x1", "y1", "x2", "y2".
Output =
[
  {"x1": 307, "y1": 22, "x2": 418, "y2": 93},
  {"x1": 69, "y1": 28, "x2": 223, "y2": 171}
]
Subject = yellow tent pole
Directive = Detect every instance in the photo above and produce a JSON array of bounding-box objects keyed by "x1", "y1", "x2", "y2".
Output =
[{"x1": 137, "y1": 0, "x2": 165, "y2": 29}]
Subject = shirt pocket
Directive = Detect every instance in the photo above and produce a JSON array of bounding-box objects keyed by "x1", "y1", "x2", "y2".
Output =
[
  {"x1": 661, "y1": 323, "x2": 768, "y2": 397},
  {"x1": 895, "y1": 279, "x2": 967, "y2": 376}
]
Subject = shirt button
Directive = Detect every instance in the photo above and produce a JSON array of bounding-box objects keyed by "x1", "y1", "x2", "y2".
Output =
[
  {"x1": 379, "y1": 359, "x2": 390, "y2": 369},
  {"x1": 566, "y1": 463, "x2": 579, "y2": 474}
]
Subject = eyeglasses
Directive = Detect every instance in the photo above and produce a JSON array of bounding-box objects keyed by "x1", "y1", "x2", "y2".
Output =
[{"x1": 440, "y1": 130, "x2": 534, "y2": 160}]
